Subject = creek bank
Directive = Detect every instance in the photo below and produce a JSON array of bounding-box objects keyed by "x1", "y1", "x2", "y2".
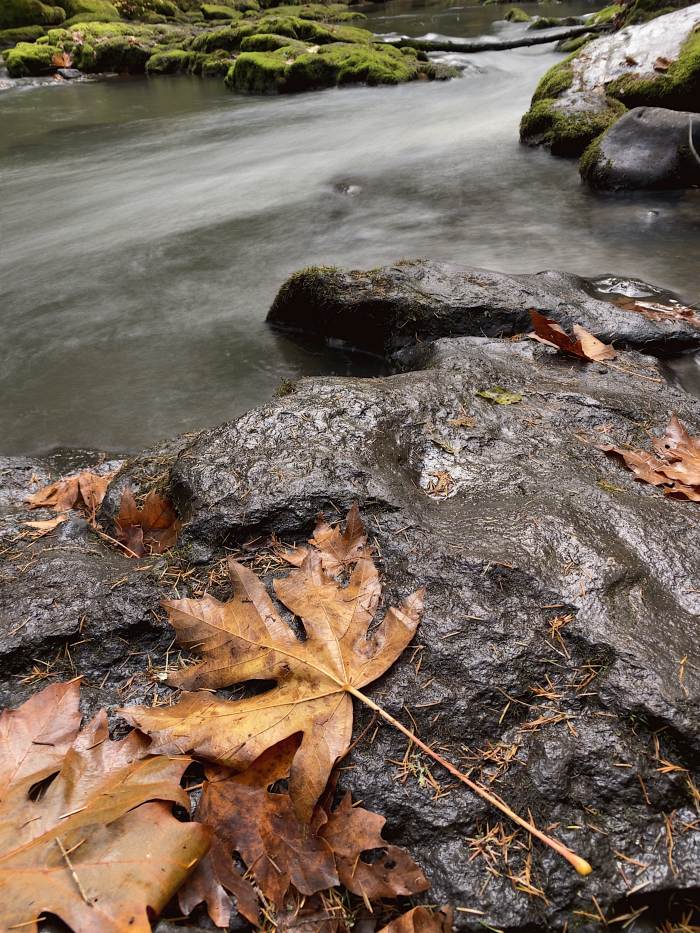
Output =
[
  {"x1": 520, "y1": 3, "x2": 700, "y2": 169},
  {"x1": 2, "y1": 266, "x2": 700, "y2": 929}
]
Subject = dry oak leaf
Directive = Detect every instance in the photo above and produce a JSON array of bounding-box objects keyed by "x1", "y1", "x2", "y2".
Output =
[
  {"x1": 529, "y1": 309, "x2": 616, "y2": 362},
  {"x1": 122, "y1": 505, "x2": 424, "y2": 823},
  {"x1": 26, "y1": 470, "x2": 114, "y2": 516},
  {"x1": 181, "y1": 737, "x2": 429, "y2": 928},
  {"x1": 115, "y1": 486, "x2": 182, "y2": 557},
  {"x1": 378, "y1": 906, "x2": 454, "y2": 933},
  {"x1": 601, "y1": 416, "x2": 700, "y2": 501},
  {"x1": 0, "y1": 680, "x2": 209, "y2": 933}
]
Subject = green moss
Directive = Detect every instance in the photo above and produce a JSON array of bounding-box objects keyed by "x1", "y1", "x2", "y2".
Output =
[
  {"x1": 61, "y1": 0, "x2": 120, "y2": 19},
  {"x1": 190, "y1": 23, "x2": 255, "y2": 50},
  {"x1": 199, "y1": 48, "x2": 232, "y2": 73},
  {"x1": 146, "y1": 46, "x2": 192, "y2": 70},
  {"x1": 5, "y1": 39, "x2": 59, "y2": 75},
  {"x1": 253, "y1": 14, "x2": 371, "y2": 44},
  {"x1": 589, "y1": 4, "x2": 622, "y2": 24},
  {"x1": 556, "y1": 32, "x2": 592, "y2": 53},
  {"x1": 578, "y1": 135, "x2": 605, "y2": 181},
  {"x1": 528, "y1": 15, "x2": 581, "y2": 29},
  {"x1": 201, "y1": 3, "x2": 241, "y2": 19},
  {"x1": 531, "y1": 56, "x2": 574, "y2": 102},
  {"x1": 240, "y1": 31, "x2": 305, "y2": 50},
  {"x1": 0, "y1": 0, "x2": 65, "y2": 29},
  {"x1": 606, "y1": 29, "x2": 700, "y2": 110},
  {"x1": 504, "y1": 6, "x2": 531, "y2": 21},
  {"x1": 0, "y1": 24, "x2": 45, "y2": 47},
  {"x1": 520, "y1": 97, "x2": 625, "y2": 155},
  {"x1": 269, "y1": 3, "x2": 364, "y2": 22},
  {"x1": 225, "y1": 48, "x2": 289, "y2": 91},
  {"x1": 619, "y1": 0, "x2": 694, "y2": 25}
]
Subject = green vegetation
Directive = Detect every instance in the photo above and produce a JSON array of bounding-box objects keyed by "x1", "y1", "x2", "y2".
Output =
[
  {"x1": 61, "y1": 0, "x2": 120, "y2": 19},
  {"x1": 5, "y1": 39, "x2": 59, "y2": 74},
  {"x1": 0, "y1": 24, "x2": 45, "y2": 47},
  {"x1": 520, "y1": 97, "x2": 625, "y2": 156},
  {"x1": 503, "y1": 6, "x2": 530, "y2": 22},
  {"x1": 531, "y1": 56, "x2": 574, "y2": 102},
  {"x1": 0, "y1": 0, "x2": 64, "y2": 29},
  {"x1": 618, "y1": 0, "x2": 695, "y2": 25},
  {"x1": 589, "y1": 4, "x2": 622, "y2": 24}
]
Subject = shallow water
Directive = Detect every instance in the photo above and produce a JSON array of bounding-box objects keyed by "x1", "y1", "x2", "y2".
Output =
[{"x1": 0, "y1": 1, "x2": 698, "y2": 455}]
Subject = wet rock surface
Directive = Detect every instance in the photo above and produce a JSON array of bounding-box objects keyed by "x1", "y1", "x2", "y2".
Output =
[
  {"x1": 580, "y1": 106, "x2": 700, "y2": 189},
  {"x1": 2, "y1": 273, "x2": 700, "y2": 929},
  {"x1": 267, "y1": 260, "x2": 700, "y2": 355}
]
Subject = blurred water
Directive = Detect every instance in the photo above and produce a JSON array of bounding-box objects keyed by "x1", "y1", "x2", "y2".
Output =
[{"x1": 0, "y1": 0, "x2": 698, "y2": 454}]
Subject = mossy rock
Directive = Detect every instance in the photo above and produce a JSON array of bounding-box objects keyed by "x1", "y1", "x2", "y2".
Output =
[
  {"x1": 254, "y1": 14, "x2": 371, "y2": 44},
  {"x1": 269, "y1": 3, "x2": 364, "y2": 22},
  {"x1": 520, "y1": 97, "x2": 626, "y2": 155},
  {"x1": 556, "y1": 32, "x2": 593, "y2": 53},
  {"x1": 240, "y1": 31, "x2": 305, "y2": 50},
  {"x1": 504, "y1": 7, "x2": 531, "y2": 22},
  {"x1": 68, "y1": 33, "x2": 154, "y2": 70},
  {"x1": 0, "y1": 0, "x2": 65, "y2": 30},
  {"x1": 528, "y1": 15, "x2": 582, "y2": 29},
  {"x1": 606, "y1": 29, "x2": 700, "y2": 110},
  {"x1": 225, "y1": 48, "x2": 289, "y2": 90},
  {"x1": 61, "y1": 0, "x2": 120, "y2": 19},
  {"x1": 589, "y1": 4, "x2": 622, "y2": 24},
  {"x1": 530, "y1": 56, "x2": 574, "y2": 102},
  {"x1": 5, "y1": 39, "x2": 60, "y2": 74},
  {"x1": 190, "y1": 22, "x2": 255, "y2": 50},
  {"x1": 0, "y1": 24, "x2": 45, "y2": 47},
  {"x1": 199, "y1": 48, "x2": 232, "y2": 73},
  {"x1": 619, "y1": 0, "x2": 695, "y2": 26},
  {"x1": 201, "y1": 4, "x2": 241, "y2": 19},
  {"x1": 146, "y1": 46, "x2": 193, "y2": 70}
]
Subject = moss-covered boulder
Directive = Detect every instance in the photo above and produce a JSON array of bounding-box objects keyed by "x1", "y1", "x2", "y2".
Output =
[
  {"x1": 226, "y1": 39, "x2": 453, "y2": 93},
  {"x1": 5, "y1": 39, "x2": 60, "y2": 74},
  {"x1": 0, "y1": 24, "x2": 45, "y2": 47},
  {"x1": 0, "y1": 0, "x2": 64, "y2": 29},
  {"x1": 61, "y1": 0, "x2": 120, "y2": 20},
  {"x1": 521, "y1": 4, "x2": 700, "y2": 156},
  {"x1": 239, "y1": 31, "x2": 305, "y2": 50},
  {"x1": 201, "y1": 4, "x2": 240, "y2": 19},
  {"x1": 145, "y1": 46, "x2": 192, "y2": 70},
  {"x1": 618, "y1": 0, "x2": 697, "y2": 26},
  {"x1": 504, "y1": 7, "x2": 530, "y2": 22}
]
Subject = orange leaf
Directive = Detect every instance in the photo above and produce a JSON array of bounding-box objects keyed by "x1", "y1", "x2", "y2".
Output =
[
  {"x1": 529, "y1": 309, "x2": 616, "y2": 362},
  {"x1": 114, "y1": 487, "x2": 182, "y2": 557},
  {"x1": 378, "y1": 906, "x2": 454, "y2": 932}
]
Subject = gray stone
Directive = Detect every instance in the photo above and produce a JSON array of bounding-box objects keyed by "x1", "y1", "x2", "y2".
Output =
[
  {"x1": 266, "y1": 260, "x2": 700, "y2": 355},
  {"x1": 581, "y1": 106, "x2": 700, "y2": 189}
]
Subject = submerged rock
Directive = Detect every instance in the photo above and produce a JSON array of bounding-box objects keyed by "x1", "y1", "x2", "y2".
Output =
[
  {"x1": 580, "y1": 105, "x2": 700, "y2": 188},
  {"x1": 6, "y1": 296, "x2": 699, "y2": 926},
  {"x1": 267, "y1": 260, "x2": 700, "y2": 354},
  {"x1": 520, "y1": 4, "x2": 700, "y2": 156}
]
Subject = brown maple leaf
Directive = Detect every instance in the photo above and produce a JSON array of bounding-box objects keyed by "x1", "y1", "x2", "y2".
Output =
[
  {"x1": 180, "y1": 736, "x2": 429, "y2": 928},
  {"x1": 124, "y1": 506, "x2": 592, "y2": 877},
  {"x1": 606, "y1": 295, "x2": 700, "y2": 328},
  {"x1": 0, "y1": 680, "x2": 209, "y2": 933},
  {"x1": 27, "y1": 470, "x2": 114, "y2": 517},
  {"x1": 379, "y1": 907, "x2": 454, "y2": 932},
  {"x1": 282, "y1": 503, "x2": 369, "y2": 574},
  {"x1": 529, "y1": 309, "x2": 616, "y2": 362},
  {"x1": 114, "y1": 487, "x2": 182, "y2": 557},
  {"x1": 601, "y1": 416, "x2": 700, "y2": 501},
  {"x1": 51, "y1": 50, "x2": 73, "y2": 67},
  {"x1": 122, "y1": 505, "x2": 424, "y2": 821}
]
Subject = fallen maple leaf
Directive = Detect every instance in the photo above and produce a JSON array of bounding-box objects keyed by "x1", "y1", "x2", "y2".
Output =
[
  {"x1": 22, "y1": 514, "x2": 68, "y2": 535},
  {"x1": 27, "y1": 470, "x2": 113, "y2": 516},
  {"x1": 529, "y1": 310, "x2": 616, "y2": 362},
  {"x1": 281, "y1": 503, "x2": 368, "y2": 574},
  {"x1": 378, "y1": 906, "x2": 454, "y2": 932},
  {"x1": 123, "y1": 511, "x2": 423, "y2": 821},
  {"x1": 181, "y1": 737, "x2": 429, "y2": 927},
  {"x1": 601, "y1": 415, "x2": 700, "y2": 501},
  {"x1": 115, "y1": 486, "x2": 182, "y2": 557},
  {"x1": 0, "y1": 680, "x2": 209, "y2": 933},
  {"x1": 123, "y1": 506, "x2": 591, "y2": 876}
]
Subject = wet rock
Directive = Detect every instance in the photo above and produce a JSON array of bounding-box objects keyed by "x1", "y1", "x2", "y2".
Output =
[
  {"x1": 97, "y1": 327, "x2": 700, "y2": 928},
  {"x1": 56, "y1": 65, "x2": 81, "y2": 77},
  {"x1": 3, "y1": 279, "x2": 700, "y2": 926},
  {"x1": 266, "y1": 260, "x2": 700, "y2": 355},
  {"x1": 580, "y1": 105, "x2": 700, "y2": 189},
  {"x1": 520, "y1": 4, "x2": 700, "y2": 156}
]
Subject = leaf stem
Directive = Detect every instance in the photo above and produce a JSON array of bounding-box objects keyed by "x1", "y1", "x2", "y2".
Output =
[{"x1": 345, "y1": 684, "x2": 592, "y2": 877}]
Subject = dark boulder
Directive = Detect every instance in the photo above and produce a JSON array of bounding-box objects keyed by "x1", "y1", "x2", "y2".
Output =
[
  {"x1": 580, "y1": 105, "x2": 700, "y2": 189},
  {"x1": 266, "y1": 260, "x2": 700, "y2": 356}
]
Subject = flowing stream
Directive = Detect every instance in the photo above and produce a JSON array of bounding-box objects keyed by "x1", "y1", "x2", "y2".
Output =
[{"x1": 1, "y1": 0, "x2": 699, "y2": 455}]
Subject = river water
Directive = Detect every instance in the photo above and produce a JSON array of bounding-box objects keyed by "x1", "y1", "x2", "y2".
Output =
[{"x1": 1, "y1": 1, "x2": 698, "y2": 455}]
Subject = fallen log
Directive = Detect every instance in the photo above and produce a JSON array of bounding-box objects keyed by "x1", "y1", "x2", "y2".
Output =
[{"x1": 382, "y1": 22, "x2": 606, "y2": 54}]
